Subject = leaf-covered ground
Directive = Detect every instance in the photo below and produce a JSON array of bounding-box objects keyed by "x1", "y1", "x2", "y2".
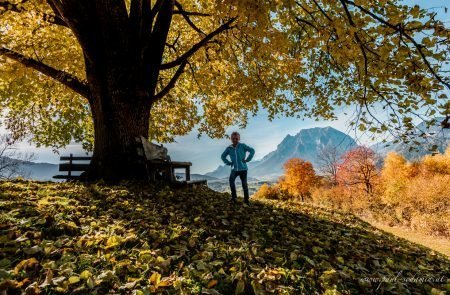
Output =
[{"x1": 0, "y1": 180, "x2": 449, "y2": 294}]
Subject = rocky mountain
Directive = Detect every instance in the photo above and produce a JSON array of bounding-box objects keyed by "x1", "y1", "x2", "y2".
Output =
[
  {"x1": 371, "y1": 117, "x2": 449, "y2": 161},
  {"x1": 206, "y1": 127, "x2": 357, "y2": 179}
]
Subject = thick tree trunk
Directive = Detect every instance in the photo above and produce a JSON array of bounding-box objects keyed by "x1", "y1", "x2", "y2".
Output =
[
  {"x1": 83, "y1": 97, "x2": 151, "y2": 180},
  {"x1": 69, "y1": 0, "x2": 175, "y2": 181},
  {"x1": 81, "y1": 57, "x2": 152, "y2": 181}
]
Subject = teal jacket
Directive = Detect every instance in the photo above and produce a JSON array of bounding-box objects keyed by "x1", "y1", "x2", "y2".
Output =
[{"x1": 221, "y1": 143, "x2": 255, "y2": 171}]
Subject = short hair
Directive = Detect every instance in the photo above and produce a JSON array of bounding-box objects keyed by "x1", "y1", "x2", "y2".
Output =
[{"x1": 231, "y1": 131, "x2": 240, "y2": 137}]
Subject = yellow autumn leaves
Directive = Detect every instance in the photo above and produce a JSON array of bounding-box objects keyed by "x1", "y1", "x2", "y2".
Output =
[
  {"x1": 1, "y1": 0, "x2": 449, "y2": 147},
  {"x1": 2, "y1": 180, "x2": 449, "y2": 293}
]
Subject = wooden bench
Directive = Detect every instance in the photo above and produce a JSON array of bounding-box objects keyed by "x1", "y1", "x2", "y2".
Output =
[
  {"x1": 53, "y1": 154, "x2": 207, "y2": 186},
  {"x1": 53, "y1": 154, "x2": 91, "y2": 180}
]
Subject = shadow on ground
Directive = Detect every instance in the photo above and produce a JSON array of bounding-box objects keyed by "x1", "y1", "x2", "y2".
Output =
[{"x1": 0, "y1": 180, "x2": 449, "y2": 294}]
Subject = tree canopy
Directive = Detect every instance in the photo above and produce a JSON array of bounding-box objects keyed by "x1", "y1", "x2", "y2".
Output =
[
  {"x1": 279, "y1": 158, "x2": 318, "y2": 200},
  {"x1": 1, "y1": 0, "x2": 449, "y2": 151},
  {"x1": 337, "y1": 146, "x2": 378, "y2": 194}
]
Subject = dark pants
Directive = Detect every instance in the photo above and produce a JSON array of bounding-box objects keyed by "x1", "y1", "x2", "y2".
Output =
[{"x1": 229, "y1": 170, "x2": 249, "y2": 202}]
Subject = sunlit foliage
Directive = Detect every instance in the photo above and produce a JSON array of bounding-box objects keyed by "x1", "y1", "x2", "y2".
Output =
[
  {"x1": 1, "y1": 0, "x2": 449, "y2": 149},
  {"x1": 336, "y1": 146, "x2": 378, "y2": 194},
  {"x1": 256, "y1": 149, "x2": 450, "y2": 237},
  {"x1": 279, "y1": 158, "x2": 318, "y2": 201}
]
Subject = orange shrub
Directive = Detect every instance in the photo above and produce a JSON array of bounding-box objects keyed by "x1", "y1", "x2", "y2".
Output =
[
  {"x1": 376, "y1": 149, "x2": 450, "y2": 236},
  {"x1": 253, "y1": 183, "x2": 281, "y2": 200},
  {"x1": 420, "y1": 147, "x2": 450, "y2": 175},
  {"x1": 278, "y1": 158, "x2": 318, "y2": 201}
]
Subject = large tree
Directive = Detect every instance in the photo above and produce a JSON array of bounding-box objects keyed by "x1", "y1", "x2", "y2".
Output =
[{"x1": 1, "y1": 0, "x2": 449, "y2": 180}]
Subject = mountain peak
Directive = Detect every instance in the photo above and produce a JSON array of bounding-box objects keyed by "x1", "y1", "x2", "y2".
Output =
[{"x1": 207, "y1": 126, "x2": 357, "y2": 179}]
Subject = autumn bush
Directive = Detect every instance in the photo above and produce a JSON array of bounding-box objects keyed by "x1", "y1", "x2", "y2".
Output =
[
  {"x1": 252, "y1": 183, "x2": 281, "y2": 200},
  {"x1": 310, "y1": 186, "x2": 373, "y2": 214},
  {"x1": 255, "y1": 149, "x2": 450, "y2": 237},
  {"x1": 375, "y1": 150, "x2": 450, "y2": 236},
  {"x1": 278, "y1": 158, "x2": 318, "y2": 201}
]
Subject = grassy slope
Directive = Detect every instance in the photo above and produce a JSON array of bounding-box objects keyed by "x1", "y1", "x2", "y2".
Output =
[
  {"x1": 366, "y1": 221, "x2": 450, "y2": 258},
  {"x1": 0, "y1": 180, "x2": 449, "y2": 294}
]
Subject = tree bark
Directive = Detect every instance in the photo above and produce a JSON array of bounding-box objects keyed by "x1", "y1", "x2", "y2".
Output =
[
  {"x1": 81, "y1": 54, "x2": 152, "y2": 181},
  {"x1": 84, "y1": 96, "x2": 151, "y2": 180}
]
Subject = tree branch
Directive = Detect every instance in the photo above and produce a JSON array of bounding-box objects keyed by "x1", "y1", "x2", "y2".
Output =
[
  {"x1": 0, "y1": 47, "x2": 89, "y2": 99},
  {"x1": 343, "y1": 0, "x2": 450, "y2": 90},
  {"x1": 45, "y1": 0, "x2": 67, "y2": 26},
  {"x1": 160, "y1": 17, "x2": 236, "y2": 70},
  {"x1": 295, "y1": 1, "x2": 318, "y2": 23},
  {"x1": 173, "y1": 10, "x2": 210, "y2": 17},
  {"x1": 150, "y1": 0, "x2": 165, "y2": 17},
  {"x1": 311, "y1": 0, "x2": 333, "y2": 22},
  {"x1": 295, "y1": 16, "x2": 319, "y2": 31},
  {"x1": 153, "y1": 60, "x2": 187, "y2": 102},
  {"x1": 145, "y1": 0, "x2": 175, "y2": 96},
  {"x1": 0, "y1": 0, "x2": 67, "y2": 27},
  {"x1": 174, "y1": 1, "x2": 206, "y2": 35},
  {"x1": 339, "y1": 0, "x2": 369, "y2": 80}
]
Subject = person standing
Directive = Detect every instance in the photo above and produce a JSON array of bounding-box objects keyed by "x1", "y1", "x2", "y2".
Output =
[{"x1": 221, "y1": 132, "x2": 255, "y2": 205}]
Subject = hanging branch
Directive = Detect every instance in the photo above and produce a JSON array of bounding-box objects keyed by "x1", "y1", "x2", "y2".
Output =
[{"x1": 0, "y1": 47, "x2": 89, "y2": 99}]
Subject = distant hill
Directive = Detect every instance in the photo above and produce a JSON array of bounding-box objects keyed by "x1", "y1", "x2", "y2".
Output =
[
  {"x1": 21, "y1": 161, "x2": 59, "y2": 180},
  {"x1": 206, "y1": 127, "x2": 357, "y2": 179},
  {"x1": 174, "y1": 173, "x2": 218, "y2": 181},
  {"x1": 371, "y1": 117, "x2": 449, "y2": 161},
  {"x1": 0, "y1": 157, "x2": 58, "y2": 181}
]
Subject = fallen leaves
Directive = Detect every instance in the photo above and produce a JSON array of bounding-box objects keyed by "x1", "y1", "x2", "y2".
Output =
[
  {"x1": 13, "y1": 258, "x2": 39, "y2": 276},
  {"x1": 0, "y1": 180, "x2": 449, "y2": 294}
]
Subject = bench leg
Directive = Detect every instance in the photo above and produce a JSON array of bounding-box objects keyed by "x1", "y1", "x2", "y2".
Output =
[
  {"x1": 148, "y1": 166, "x2": 156, "y2": 182},
  {"x1": 170, "y1": 166, "x2": 175, "y2": 182},
  {"x1": 186, "y1": 166, "x2": 190, "y2": 181}
]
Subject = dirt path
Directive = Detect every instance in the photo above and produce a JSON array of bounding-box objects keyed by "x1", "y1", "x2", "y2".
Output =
[{"x1": 366, "y1": 220, "x2": 450, "y2": 257}]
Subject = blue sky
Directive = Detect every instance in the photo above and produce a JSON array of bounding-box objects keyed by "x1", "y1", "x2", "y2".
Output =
[{"x1": 5, "y1": 0, "x2": 450, "y2": 174}]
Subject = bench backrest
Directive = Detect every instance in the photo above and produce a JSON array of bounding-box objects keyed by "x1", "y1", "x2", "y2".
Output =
[
  {"x1": 138, "y1": 136, "x2": 169, "y2": 161},
  {"x1": 53, "y1": 154, "x2": 91, "y2": 180},
  {"x1": 59, "y1": 155, "x2": 91, "y2": 172}
]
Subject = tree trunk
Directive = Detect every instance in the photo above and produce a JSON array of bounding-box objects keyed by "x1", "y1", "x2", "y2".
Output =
[
  {"x1": 83, "y1": 98, "x2": 151, "y2": 181},
  {"x1": 72, "y1": 0, "x2": 175, "y2": 181},
  {"x1": 81, "y1": 58, "x2": 152, "y2": 181}
]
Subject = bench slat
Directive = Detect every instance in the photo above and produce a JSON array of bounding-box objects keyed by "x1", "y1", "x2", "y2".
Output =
[
  {"x1": 60, "y1": 156, "x2": 92, "y2": 161},
  {"x1": 59, "y1": 163, "x2": 90, "y2": 172},
  {"x1": 171, "y1": 161, "x2": 192, "y2": 166},
  {"x1": 53, "y1": 175, "x2": 81, "y2": 179},
  {"x1": 148, "y1": 160, "x2": 192, "y2": 166}
]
